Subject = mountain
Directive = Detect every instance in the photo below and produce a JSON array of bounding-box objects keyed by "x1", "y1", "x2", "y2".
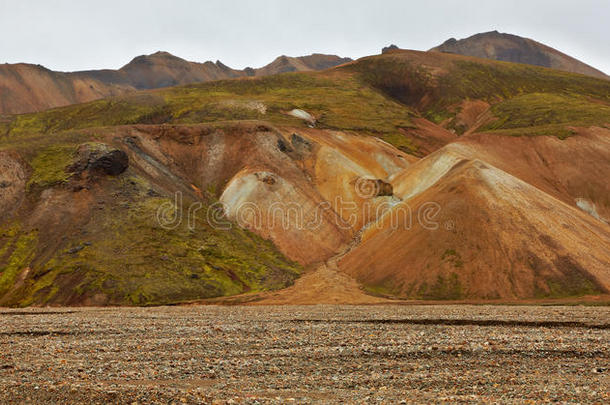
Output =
[
  {"x1": 0, "y1": 52, "x2": 352, "y2": 115},
  {"x1": 429, "y1": 31, "x2": 608, "y2": 79},
  {"x1": 0, "y1": 63, "x2": 132, "y2": 115},
  {"x1": 98, "y1": 51, "x2": 246, "y2": 89},
  {"x1": 111, "y1": 52, "x2": 353, "y2": 88},
  {"x1": 254, "y1": 54, "x2": 353, "y2": 76},
  {"x1": 339, "y1": 143, "x2": 610, "y2": 299},
  {"x1": 1, "y1": 48, "x2": 609, "y2": 305}
]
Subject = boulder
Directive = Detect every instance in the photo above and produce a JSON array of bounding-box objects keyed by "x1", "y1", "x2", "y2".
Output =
[
  {"x1": 355, "y1": 177, "x2": 394, "y2": 198},
  {"x1": 70, "y1": 143, "x2": 129, "y2": 177}
]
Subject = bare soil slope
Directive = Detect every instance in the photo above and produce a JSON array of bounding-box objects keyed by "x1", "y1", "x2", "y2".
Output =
[
  {"x1": 454, "y1": 126, "x2": 610, "y2": 222},
  {"x1": 338, "y1": 145, "x2": 610, "y2": 299}
]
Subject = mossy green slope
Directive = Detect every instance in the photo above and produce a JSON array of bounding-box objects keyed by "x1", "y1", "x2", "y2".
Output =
[
  {"x1": 481, "y1": 93, "x2": 610, "y2": 131},
  {"x1": 4, "y1": 194, "x2": 301, "y2": 307},
  {"x1": 1, "y1": 72, "x2": 415, "y2": 139},
  {"x1": 348, "y1": 53, "x2": 610, "y2": 110},
  {"x1": 0, "y1": 134, "x2": 302, "y2": 307},
  {"x1": 346, "y1": 51, "x2": 610, "y2": 137}
]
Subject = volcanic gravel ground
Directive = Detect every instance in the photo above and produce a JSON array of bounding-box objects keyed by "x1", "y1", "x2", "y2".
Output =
[{"x1": 0, "y1": 305, "x2": 608, "y2": 403}]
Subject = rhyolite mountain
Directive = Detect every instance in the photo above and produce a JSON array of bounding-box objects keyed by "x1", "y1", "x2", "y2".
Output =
[
  {"x1": 0, "y1": 52, "x2": 352, "y2": 115},
  {"x1": 429, "y1": 31, "x2": 608, "y2": 79},
  {"x1": 1, "y1": 43, "x2": 609, "y2": 306}
]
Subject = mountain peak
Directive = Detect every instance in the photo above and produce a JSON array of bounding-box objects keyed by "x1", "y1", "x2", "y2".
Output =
[
  {"x1": 430, "y1": 31, "x2": 608, "y2": 79},
  {"x1": 123, "y1": 51, "x2": 185, "y2": 66},
  {"x1": 151, "y1": 50, "x2": 174, "y2": 57}
]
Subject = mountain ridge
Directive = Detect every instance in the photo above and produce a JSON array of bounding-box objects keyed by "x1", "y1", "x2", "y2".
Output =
[
  {"x1": 3, "y1": 30, "x2": 608, "y2": 117},
  {"x1": 0, "y1": 52, "x2": 352, "y2": 115}
]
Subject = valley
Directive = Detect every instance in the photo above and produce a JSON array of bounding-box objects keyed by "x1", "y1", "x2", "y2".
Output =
[{"x1": 1, "y1": 1, "x2": 610, "y2": 400}]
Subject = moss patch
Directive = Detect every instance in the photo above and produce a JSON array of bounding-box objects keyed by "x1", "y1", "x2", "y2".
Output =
[
  {"x1": 418, "y1": 273, "x2": 463, "y2": 300},
  {"x1": 26, "y1": 145, "x2": 75, "y2": 189},
  {"x1": 441, "y1": 249, "x2": 464, "y2": 268},
  {"x1": 0, "y1": 230, "x2": 37, "y2": 298},
  {"x1": 13, "y1": 180, "x2": 301, "y2": 306},
  {"x1": 481, "y1": 93, "x2": 610, "y2": 135}
]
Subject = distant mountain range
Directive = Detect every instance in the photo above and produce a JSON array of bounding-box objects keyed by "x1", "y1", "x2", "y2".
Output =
[
  {"x1": 0, "y1": 53, "x2": 352, "y2": 114},
  {"x1": 2, "y1": 31, "x2": 608, "y2": 116},
  {"x1": 429, "y1": 30, "x2": 608, "y2": 79}
]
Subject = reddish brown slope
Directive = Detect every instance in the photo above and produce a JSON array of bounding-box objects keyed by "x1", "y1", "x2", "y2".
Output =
[
  {"x1": 454, "y1": 126, "x2": 610, "y2": 222},
  {"x1": 72, "y1": 123, "x2": 411, "y2": 266},
  {"x1": 338, "y1": 145, "x2": 610, "y2": 300},
  {"x1": 0, "y1": 63, "x2": 131, "y2": 115},
  {"x1": 215, "y1": 126, "x2": 412, "y2": 264}
]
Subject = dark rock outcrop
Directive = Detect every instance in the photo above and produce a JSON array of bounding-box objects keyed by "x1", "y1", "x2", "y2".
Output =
[
  {"x1": 89, "y1": 150, "x2": 129, "y2": 175},
  {"x1": 277, "y1": 138, "x2": 292, "y2": 153},
  {"x1": 382, "y1": 44, "x2": 399, "y2": 54},
  {"x1": 291, "y1": 133, "x2": 312, "y2": 154},
  {"x1": 70, "y1": 143, "x2": 129, "y2": 177}
]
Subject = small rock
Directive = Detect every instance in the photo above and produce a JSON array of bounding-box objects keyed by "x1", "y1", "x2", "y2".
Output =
[
  {"x1": 277, "y1": 138, "x2": 292, "y2": 153},
  {"x1": 68, "y1": 245, "x2": 84, "y2": 254}
]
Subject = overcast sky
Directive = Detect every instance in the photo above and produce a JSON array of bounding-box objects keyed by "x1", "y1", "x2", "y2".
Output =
[{"x1": 1, "y1": 0, "x2": 608, "y2": 74}]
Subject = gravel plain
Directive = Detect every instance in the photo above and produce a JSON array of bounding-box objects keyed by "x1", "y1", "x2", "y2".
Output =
[{"x1": 0, "y1": 305, "x2": 608, "y2": 404}]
